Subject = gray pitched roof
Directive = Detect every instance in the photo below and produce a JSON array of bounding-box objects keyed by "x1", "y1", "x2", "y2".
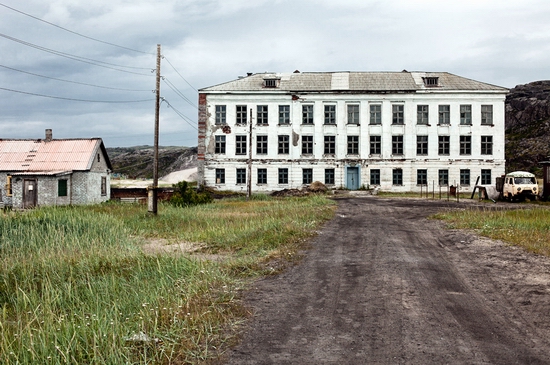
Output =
[{"x1": 200, "y1": 71, "x2": 508, "y2": 93}]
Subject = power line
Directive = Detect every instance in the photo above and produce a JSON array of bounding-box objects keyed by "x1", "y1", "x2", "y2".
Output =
[
  {"x1": 0, "y1": 2, "x2": 155, "y2": 56},
  {"x1": 162, "y1": 98, "x2": 198, "y2": 131},
  {"x1": 0, "y1": 32, "x2": 154, "y2": 76},
  {"x1": 163, "y1": 56, "x2": 198, "y2": 92},
  {"x1": 0, "y1": 64, "x2": 152, "y2": 92},
  {"x1": 0, "y1": 86, "x2": 155, "y2": 103},
  {"x1": 163, "y1": 78, "x2": 198, "y2": 109}
]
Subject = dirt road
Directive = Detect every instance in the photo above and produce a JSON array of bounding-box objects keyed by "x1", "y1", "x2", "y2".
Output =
[{"x1": 222, "y1": 197, "x2": 550, "y2": 365}]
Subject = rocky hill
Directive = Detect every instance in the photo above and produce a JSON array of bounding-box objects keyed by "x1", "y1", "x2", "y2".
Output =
[
  {"x1": 107, "y1": 146, "x2": 197, "y2": 179},
  {"x1": 506, "y1": 80, "x2": 550, "y2": 174}
]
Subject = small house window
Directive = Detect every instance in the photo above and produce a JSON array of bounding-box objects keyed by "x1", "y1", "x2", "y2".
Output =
[
  {"x1": 58, "y1": 179, "x2": 68, "y2": 197},
  {"x1": 101, "y1": 176, "x2": 107, "y2": 196},
  {"x1": 98, "y1": 153, "x2": 100, "y2": 162},
  {"x1": 6, "y1": 176, "x2": 12, "y2": 196}
]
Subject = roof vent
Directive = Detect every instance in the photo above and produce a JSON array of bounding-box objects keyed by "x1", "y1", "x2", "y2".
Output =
[
  {"x1": 293, "y1": 70, "x2": 300, "y2": 73},
  {"x1": 45, "y1": 129, "x2": 53, "y2": 142},
  {"x1": 263, "y1": 78, "x2": 280, "y2": 88},
  {"x1": 423, "y1": 77, "x2": 439, "y2": 87}
]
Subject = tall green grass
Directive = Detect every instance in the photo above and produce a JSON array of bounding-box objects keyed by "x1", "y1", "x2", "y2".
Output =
[
  {"x1": 434, "y1": 207, "x2": 550, "y2": 255},
  {"x1": 0, "y1": 195, "x2": 335, "y2": 364}
]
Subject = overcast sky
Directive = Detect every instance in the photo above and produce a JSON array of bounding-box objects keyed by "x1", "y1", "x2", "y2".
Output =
[{"x1": 1, "y1": 0, "x2": 549, "y2": 147}]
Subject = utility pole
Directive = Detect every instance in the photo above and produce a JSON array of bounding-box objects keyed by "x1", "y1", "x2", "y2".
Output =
[
  {"x1": 247, "y1": 108, "x2": 253, "y2": 199},
  {"x1": 148, "y1": 44, "x2": 161, "y2": 214}
]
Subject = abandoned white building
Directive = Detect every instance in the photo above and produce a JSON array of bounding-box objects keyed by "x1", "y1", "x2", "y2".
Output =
[
  {"x1": 0, "y1": 129, "x2": 112, "y2": 209},
  {"x1": 197, "y1": 71, "x2": 508, "y2": 193}
]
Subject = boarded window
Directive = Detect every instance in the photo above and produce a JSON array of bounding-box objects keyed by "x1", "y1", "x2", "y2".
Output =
[
  {"x1": 58, "y1": 179, "x2": 68, "y2": 197},
  {"x1": 101, "y1": 176, "x2": 107, "y2": 196},
  {"x1": 6, "y1": 176, "x2": 12, "y2": 196}
]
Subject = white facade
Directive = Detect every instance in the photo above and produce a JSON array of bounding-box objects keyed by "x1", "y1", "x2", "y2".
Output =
[{"x1": 198, "y1": 72, "x2": 507, "y2": 193}]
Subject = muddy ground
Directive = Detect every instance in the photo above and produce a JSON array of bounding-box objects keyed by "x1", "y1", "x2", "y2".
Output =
[{"x1": 221, "y1": 197, "x2": 550, "y2": 365}]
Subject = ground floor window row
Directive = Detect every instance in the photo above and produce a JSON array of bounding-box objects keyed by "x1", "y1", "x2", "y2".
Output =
[
  {"x1": 213, "y1": 167, "x2": 493, "y2": 187},
  {"x1": 214, "y1": 134, "x2": 494, "y2": 156}
]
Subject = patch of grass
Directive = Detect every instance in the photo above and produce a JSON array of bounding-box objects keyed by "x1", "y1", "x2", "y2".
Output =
[
  {"x1": 434, "y1": 207, "x2": 550, "y2": 256},
  {"x1": 0, "y1": 196, "x2": 335, "y2": 364}
]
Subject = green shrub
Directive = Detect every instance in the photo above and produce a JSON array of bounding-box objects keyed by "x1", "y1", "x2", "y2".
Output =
[{"x1": 169, "y1": 181, "x2": 213, "y2": 207}]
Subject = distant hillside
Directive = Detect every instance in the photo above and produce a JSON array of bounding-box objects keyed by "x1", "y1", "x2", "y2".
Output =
[
  {"x1": 107, "y1": 146, "x2": 197, "y2": 179},
  {"x1": 506, "y1": 81, "x2": 550, "y2": 174}
]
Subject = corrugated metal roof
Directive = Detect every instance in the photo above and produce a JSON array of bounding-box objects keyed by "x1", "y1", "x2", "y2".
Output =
[
  {"x1": 199, "y1": 71, "x2": 508, "y2": 93},
  {"x1": 0, "y1": 138, "x2": 105, "y2": 172}
]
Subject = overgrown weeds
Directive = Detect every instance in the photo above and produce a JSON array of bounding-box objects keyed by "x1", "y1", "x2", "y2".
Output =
[{"x1": 0, "y1": 195, "x2": 335, "y2": 364}]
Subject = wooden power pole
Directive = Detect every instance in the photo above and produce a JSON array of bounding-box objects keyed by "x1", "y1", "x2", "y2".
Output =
[{"x1": 148, "y1": 44, "x2": 161, "y2": 214}]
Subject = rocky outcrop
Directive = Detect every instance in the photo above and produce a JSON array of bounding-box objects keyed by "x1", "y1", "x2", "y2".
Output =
[{"x1": 505, "y1": 81, "x2": 550, "y2": 173}]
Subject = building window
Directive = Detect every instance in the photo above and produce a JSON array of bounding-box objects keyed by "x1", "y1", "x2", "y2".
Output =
[
  {"x1": 392, "y1": 169, "x2": 403, "y2": 185},
  {"x1": 392, "y1": 104, "x2": 404, "y2": 125},
  {"x1": 392, "y1": 135, "x2": 403, "y2": 155},
  {"x1": 215, "y1": 169, "x2": 225, "y2": 184},
  {"x1": 101, "y1": 176, "x2": 107, "y2": 196},
  {"x1": 325, "y1": 169, "x2": 335, "y2": 185},
  {"x1": 303, "y1": 168, "x2": 313, "y2": 184},
  {"x1": 324, "y1": 136, "x2": 335, "y2": 155},
  {"x1": 215, "y1": 105, "x2": 226, "y2": 125},
  {"x1": 481, "y1": 105, "x2": 493, "y2": 125},
  {"x1": 417, "y1": 105, "x2": 429, "y2": 125},
  {"x1": 438, "y1": 135, "x2": 450, "y2": 155},
  {"x1": 278, "y1": 168, "x2": 288, "y2": 184},
  {"x1": 439, "y1": 169, "x2": 449, "y2": 186},
  {"x1": 438, "y1": 105, "x2": 450, "y2": 125},
  {"x1": 302, "y1": 135, "x2": 313, "y2": 154},
  {"x1": 460, "y1": 135, "x2": 471, "y2": 155},
  {"x1": 370, "y1": 135, "x2": 381, "y2": 155},
  {"x1": 460, "y1": 105, "x2": 471, "y2": 125},
  {"x1": 215, "y1": 135, "x2": 226, "y2": 154},
  {"x1": 236, "y1": 135, "x2": 247, "y2": 155},
  {"x1": 279, "y1": 105, "x2": 290, "y2": 125},
  {"x1": 278, "y1": 135, "x2": 289, "y2": 154},
  {"x1": 256, "y1": 135, "x2": 268, "y2": 154},
  {"x1": 257, "y1": 168, "x2": 267, "y2": 184},
  {"x1": 460, "y1": 169, "x2": 470, "y2": 186},
  {"x1": 370, "y1": 169, "x2": 380, "y2": 185},
  {"x1": 417, "y1": 169, "x2": 427, "y2": 185},
  {"x1": 257, "y1": 105, "x2": 268, "y2": 125},
  {"x1": 481, "y1": 169, "x2": 492, "y2": 185},
  {"x1": 302, "y1": 105, "x2": 314, "y2": 124},
  {"x1": 481, "y1": 136, "x2": 493, "y2": 155},
  {"x1": 58, "y1": 179, "x2": 68, "y2": 197},
  {"x1": 236, "y1": 168, "x2": 246, "y2": 184},
  {"x1": 370, "y1": 104, "x2": 381, "y2": 125},
  {"x1": 324, "y1": 105, "x2": 336, "y2": 124},
  {"x1": 423, "y1": 77, "x2": 439, "y2": 87},
  {"x1": 417, "y1": 135, "x2": 428, "y2": 155},
  {"x1": 347, "y1": 104, "x2": 360, "y2": 124},
  {"x1": 347, "y1": 136, "x2": 359, "y2": 155},
  {"x1": 6, "y1": 176, "x2": 12, "y2": 196},
  {"x1": 236, "y1": 105, "x2": 247, "y2": 124},
  {"x1": 264, "y1": 79, "x2": 279, "y2": 88}
]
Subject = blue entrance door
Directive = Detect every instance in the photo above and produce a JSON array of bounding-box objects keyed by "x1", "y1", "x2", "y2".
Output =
[{"x1": 347, "y1": 167, "x2": 360, "y2": 190}]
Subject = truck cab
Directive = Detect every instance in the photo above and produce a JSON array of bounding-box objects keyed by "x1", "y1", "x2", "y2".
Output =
[{"x1": 502, "y1": 171, "x2": 538, "y2": 201}]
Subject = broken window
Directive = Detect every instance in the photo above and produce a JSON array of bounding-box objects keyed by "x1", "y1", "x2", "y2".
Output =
[
  {"x1": 460, "y1": 105, "x2": 471, "y2": 125},
  {"x1": 58, "y1": 179, "x2": 68, "y2": 197},
  {"x1": 279, "y1": 105, "x2": 290, "y2": 124},
  {"x1": 257, "y1": 105, "x2": 268, "y2": 125},
  {"x1": 370, "y1": 104, "x2": 381, "y2": 125},
  {"x1": 215, "y1": 135, "x2": 226, "y2": 154},
  {"x1": 423, "y1": 77, "x2": 439, "y2": 87},
  {"x1": 215, "y1": 105, "x2": 226, "y2": 125},
  {"x1": 264, "y1": 79, "x2": 279, "y2": 88},
  {"x1": 460, "y1": 135, "x2": 471, "y2": 155},
  {"x1": 417, "y1": 135, "x2": 428, "y2": 155},
  {"x1": 417, "y1": 105, "x2": 429, "y2": 125},
  {"x1": 438, "y1": 105, "x2": 450, "y2": 125},
  {"x1": 438, "y1": 135, "x2": 450, "y2": 155},
  {"x1": 302, "y1": 105, "x2": 314, "y2": 124},
  {"x1": 392, "y1": 105, "x2": 404, "y2": 125},
  {"x1": 256, "y1": 135, "x2": 268, "y2": 154},
  {"x1": 5, "y1": 176, "x2": 12, "y2": 196},
  {"x1": 370, "y1": 135, "x2": 381, "y2": 155},
  {"x1": 481, "y1": 136, "x2": 493, "y2": 155},
  {"x1": 215, "y1": 169, "x2": 225, "y2": 184},
  {"x1": 481, "y1": 105, "x2": 493, "y2": 125},
  {"x1": 438, "y1": 169, "x2": 449, "y2": 186},
  {"x1": 325, "y1": 169, "x2": 335, "y2": 185},
  {"x1": 101, "y1": 176, "x2": 107, "y2": 196},
  {"x1": 235, "y1": 135, "x2": 247, "y2": 155},
  {"x1": 324, "y1": 105, "x2": 336, "y2": 124},
  {"x1": 324, "y1": 136, "x2": 335, "y2": 155},
  {"x1": 347, "y1": 104, "x2": 359, "y2": 124}
]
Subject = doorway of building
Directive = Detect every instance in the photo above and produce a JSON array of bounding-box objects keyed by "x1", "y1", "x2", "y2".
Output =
[
  {"x1": 23, "y1": 179, "x2": 37, "y2": 208},
  {"x1": 346, "y1": 167, "x2": 360, "y2": 190}
]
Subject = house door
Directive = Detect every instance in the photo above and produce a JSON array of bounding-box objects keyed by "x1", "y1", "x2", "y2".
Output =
[
  {"x1": 23, "y1": 179, "x2": 37, "y2": 208},
  {"x1": 346, "y1": 167, "x2": 360, "y2": 190}
]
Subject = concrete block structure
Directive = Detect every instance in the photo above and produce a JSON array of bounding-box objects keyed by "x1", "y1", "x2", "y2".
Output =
[{"x1": 198, "y1": 71, "x2": 508, "y2": 193}]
